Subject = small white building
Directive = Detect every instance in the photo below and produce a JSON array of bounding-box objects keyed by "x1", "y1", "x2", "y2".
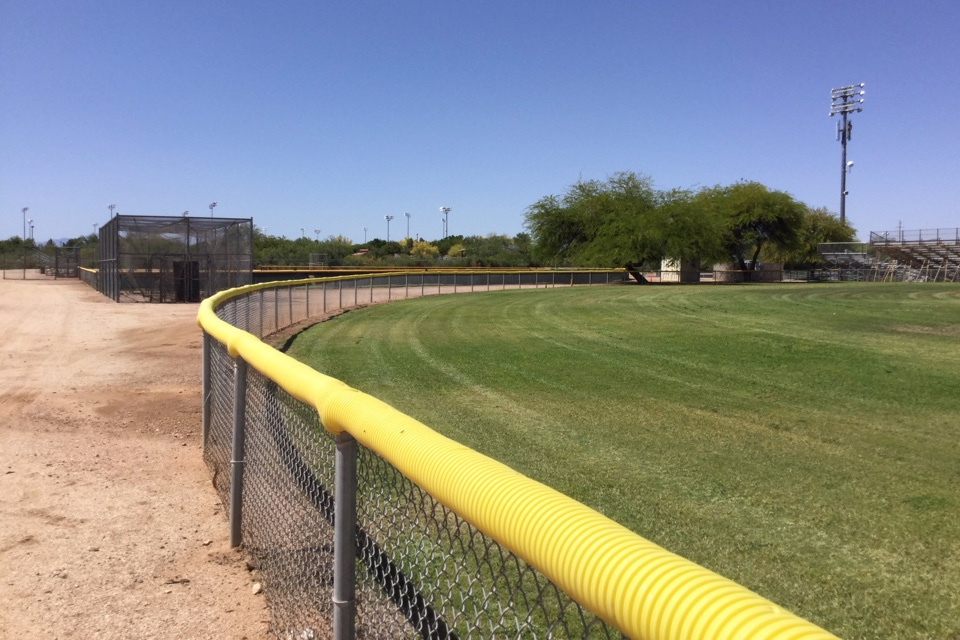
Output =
[{"x1": 660, "y1": 258, "x2": 700, "y2": 283}]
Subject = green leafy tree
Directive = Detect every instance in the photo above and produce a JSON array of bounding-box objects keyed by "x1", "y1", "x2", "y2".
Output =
[
  {"x1": 695, "y1": 181, "x2": 806, "y2": 271},
  {"x1": 761, "y1": 207, "x2": 856, "y2": 268}
]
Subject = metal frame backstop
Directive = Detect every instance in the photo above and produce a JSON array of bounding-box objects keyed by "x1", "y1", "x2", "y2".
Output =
[{"x1": 98, "y1": 215, "x2": 253, "y2": 302}]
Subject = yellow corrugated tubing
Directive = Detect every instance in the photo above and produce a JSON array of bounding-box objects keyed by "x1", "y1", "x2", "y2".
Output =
[{"x1": 199, "y1": 282, "x2": 839, "y2": 640}]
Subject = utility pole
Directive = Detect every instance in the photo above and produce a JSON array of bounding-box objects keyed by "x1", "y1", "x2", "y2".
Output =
[{"x1": 830, "y1": 83, "x2": 865, "y2": 225}]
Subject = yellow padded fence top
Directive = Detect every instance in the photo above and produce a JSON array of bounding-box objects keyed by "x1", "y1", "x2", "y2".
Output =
[{"x1": 198, "y1": 279, "x2": 839, "y2": 640}]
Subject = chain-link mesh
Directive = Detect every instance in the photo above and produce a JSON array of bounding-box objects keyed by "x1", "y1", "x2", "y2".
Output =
[
  {"x1": 352, "y1": 445, "x2": 620, "y2": 639},
  {"x1": 204, "y1": 272, "x2": 629, "y2": 638}
]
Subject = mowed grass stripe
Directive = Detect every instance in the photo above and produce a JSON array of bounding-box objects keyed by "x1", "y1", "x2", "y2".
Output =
[{"x1": 286, "y1": 283, "x2": 960, "y2": 640}]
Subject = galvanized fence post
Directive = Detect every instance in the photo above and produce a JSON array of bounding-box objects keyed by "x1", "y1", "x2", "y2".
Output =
[
  {"x1": 333, "y1": 431, "x2": 358, "y2": 640},
  {"x1": 230, "y1": 357, "x2": 248, "y2": 548},
  {"x1": 201, "y1": 331, "x2": 212, "y2": 449}
]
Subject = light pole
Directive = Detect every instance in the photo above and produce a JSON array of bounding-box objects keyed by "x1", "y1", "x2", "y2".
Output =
[
  {"x1": 28, "y1": 219, "x2": 34, "y2": 242},
  {"x1": 363, "y1": 227, "x2": 368, "y2": 243},
  {"x1": 21, "y1": 207, "x2": 28, "y2": 241},
  {"x1": 830, "y1": 83, "x2": 865, "y2": 225},
  {"x1": 93, "y1": 223, "x2": 99, "y2": 235},
  {"x1": 182, "y1": 210, "x2": 189, "y2": 217},
  {"x1": 209, "y1": 201, "x2": 217, "y2": 217},
  {"x1": 384, "y1": 215, "x2": 394, "y2": 241},
  {"x1": 404, "y1": 212, "x2": 411, "y2": 239},
  {"x1": 314, "y1": 229, "x2": 321, "y2": 242},
  {"x1": 300, "y1": 227, "x2": 306, "y2": 239},
  {"x1": 439, "y1": 206, "x2": 451, "y2": 238},
  {"x1": 108, "y1": 203, "x2": 116, "y2": 219}
]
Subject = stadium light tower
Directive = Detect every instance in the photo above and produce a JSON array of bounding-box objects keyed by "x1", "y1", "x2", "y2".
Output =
[
  {"x1": 300, "y1": 227, "x2": 305, "y2": 239},
  {"x1": 830, "y1": 83, "x2": 865, "y2": 225},
  {"x1": 439, "y1": 206, "x2": 451, "y2": 238},
  {"x1": 21, "y1": 207, "x2": 28, "y2": 240},
  {"x1": 404, "y1": 212, "x2": 411, "y2": 239},
  {"x1": 108, "y1": 203, "x2": 116, "y2": 219},
  {"x1": 209, "y1": 201, "x2": 217, "y2": 217},
  {"x1": 314, "y1": 228, "x2": 321, "y2": 242},
  {"x1": 28, "y1": 219, "x2": 34, "y2": 241},
  {"x1": 363, "y1": 227, "x2": 368, "y2": 242},
  {"x1": 384, "y1": 215, "x2": 394, "y2": 241}
]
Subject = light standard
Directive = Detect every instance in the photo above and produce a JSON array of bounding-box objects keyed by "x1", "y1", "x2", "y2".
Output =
[
  {"x1": 384, "y1": 215, "x2": 394, "y2": 241},
  {"x1": 439, "y1": 206, "x2": 451, "y2": 238},
  {"x1": 21, "y1": 207, "x2": 28, "y2": 240},
  {"x1": 28, "y1": 219, "x2": 34, "y2": 242},
  {"x1": 363, "y1": 227, "x2": 368, "y2": 243},
  {"x1": 314, "y1": 229, "x2": 321, "y2": 242},
  {"x1": 108, "y1": 204, "x2": 116, "y2": 219},
  {"x1": 830, "y1": 83, "x2": 865, "y2": 225},
  {"x1": 209, "y1": 201, "x2": 217, "y2": 217},
  {"x1": 300, "y1": 227, "x2": 306, "y2": 239},
  {"x1": 93, "y1": 223, "x2": 99, "y2": 235},
  {"x1": 404, "y1": 212, "x2": 411, "y2": 239},
  {"x1": 182, "y1": 210, "x2": 189, "y2": 217}
]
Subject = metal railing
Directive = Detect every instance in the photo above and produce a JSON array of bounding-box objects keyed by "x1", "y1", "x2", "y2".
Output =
[
  {"x1": 198, "y1": 270, "x2": 837, "y2": 639},
  {"x1": 870, "y1": 227, "x2": 960, "y2": 244}
]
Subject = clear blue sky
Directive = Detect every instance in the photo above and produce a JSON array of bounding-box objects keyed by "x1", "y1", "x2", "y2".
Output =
[{"x1": 2, "y1": 0, "x2": 958, "y2": 244}]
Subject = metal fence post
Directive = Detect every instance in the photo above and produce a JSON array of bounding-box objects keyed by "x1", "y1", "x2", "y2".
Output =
[
  {"x1": 230, "y1": 357, "x2": 248, "y2": 548},
  {"x1": 201, "y1": 331, "x2": 212, "y2": 449},
  {"x1": 333, "y1": 432, "x2": 358, "y2": 640}
]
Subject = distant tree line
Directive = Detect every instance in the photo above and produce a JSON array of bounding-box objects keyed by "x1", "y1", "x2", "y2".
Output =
[
  {"x1": 523, "y1": 172, "x2": 854, "y2": 271},
  {"x1": 2, "y1": 175, "x2": 852, "y2": 272},
  {"x1": 252, "y1": 230, "x2": 536, "y2": 268}
]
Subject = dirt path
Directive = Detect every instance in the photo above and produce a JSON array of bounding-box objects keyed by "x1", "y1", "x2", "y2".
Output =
[{"x1": 0, "y1": 277, "x2": 270, "y2": 639}]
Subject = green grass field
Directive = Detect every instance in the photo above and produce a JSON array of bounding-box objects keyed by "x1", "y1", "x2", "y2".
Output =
[{"x1": 286, "y1": 282, "x2": 960, "y2": 640}]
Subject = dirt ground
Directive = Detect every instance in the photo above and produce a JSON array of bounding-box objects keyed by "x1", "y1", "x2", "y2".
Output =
[{"x1": 0, "y1": 277, "x2": 271, "y2": 639}]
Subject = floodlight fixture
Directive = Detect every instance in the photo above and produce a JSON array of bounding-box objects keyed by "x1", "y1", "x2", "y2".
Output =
[
  {"x1": 404, "y1": 212, "x2": 411, "y2": 238},
  {"x1": 22, "y1": 207, "x2": 29, "y2": 240},
  {"x1": 209, "y1": 201, "x2": 217, "y2": 217},
  {"x1": 108, "y1": 204, "x2": 117, "y2": 218},
  {"x1": 439, "y1": 206, "x2": 451, "y2": 238},
  {"x1": 314, "y1": 229, "x2": 321, "y2": 241},
  {"x1": 182, "y1": 210, "x2": 189, "y2": 217},
  {"x1": 829, "y1": 83, "x2": 865, "y2": 224},
  {"x1": 363, "y1": 227, "x2": 368, "y2": 242},
  {"x1": 384, "y1": 215, "x2": 394, "y2": 241}
]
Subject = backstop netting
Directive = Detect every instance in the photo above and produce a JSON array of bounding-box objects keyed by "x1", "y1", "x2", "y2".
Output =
[{"x1": 98, "y1": 215, "x2": 253, "y2": 302}]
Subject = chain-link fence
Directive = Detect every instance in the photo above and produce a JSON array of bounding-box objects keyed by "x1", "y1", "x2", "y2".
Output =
[{"x1": 199, "y1": 270, "x2": 838, "y2": 640}]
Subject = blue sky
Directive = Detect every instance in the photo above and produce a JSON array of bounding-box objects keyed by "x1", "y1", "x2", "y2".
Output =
[{"x1": 2, "y1": 0, "x2": 958, "y2": 244}]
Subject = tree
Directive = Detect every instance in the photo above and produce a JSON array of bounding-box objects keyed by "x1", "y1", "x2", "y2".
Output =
[
  {"x1": 695, "y1": 181, "x2": 806, "y2": 272},
  {"x1": 761, "y1": 207, "x2": 856, "y2": 268},
  {"x1": 410, "y1": 239, "x2": 440, "y2": 259},
  {"x1": 524, "y1": 172, "x2": 724, "y2": 269}
]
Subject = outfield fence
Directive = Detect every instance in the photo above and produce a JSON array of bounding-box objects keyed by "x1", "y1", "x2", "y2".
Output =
[{"x1": 198, "y1": 270, "x2": 837, "y2": 640}]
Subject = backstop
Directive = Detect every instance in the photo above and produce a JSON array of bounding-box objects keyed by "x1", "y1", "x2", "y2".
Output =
[{"x1": 98, "y1": 215, "x2": 253, "y2": 302}]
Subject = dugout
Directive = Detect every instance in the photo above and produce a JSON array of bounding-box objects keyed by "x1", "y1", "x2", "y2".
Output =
[{"x1": 98, "y1": 215, "x2": 253, "y2": 302}]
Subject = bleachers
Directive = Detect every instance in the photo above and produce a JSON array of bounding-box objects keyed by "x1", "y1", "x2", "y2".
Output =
[
  {"x1": 818, "y1": 229, "x2": 960, "y2": 282},
  {"x1": 869, "y1": 228, "x2": 960, "y2": 281}
]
